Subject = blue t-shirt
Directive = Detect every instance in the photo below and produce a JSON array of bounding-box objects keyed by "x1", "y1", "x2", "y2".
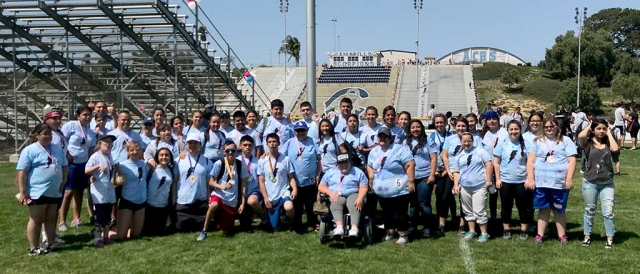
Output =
[
  {"x1": 493, "y1": 139, "x2": 535, "y2": 183},
  {"x1": 182, "y1": 125, "x2": 207, "y2": 136},
  {"x1": 221, "y1": 124, "x2": 235, "y2": 134},
  {"x1": 176, "y1": 154, "x2": 213, "y2": 204},
  {"x1": 17, "y1": 143, "x2": 68, "y2": 199},
  {"x1": 367, "y1": 143, "x2": 414, "y2": 198},
  {"x1": 318, "y1": 134, "x2": 345, "y2": 173},
  {"x1": 405, "y1": 138, "x2": 438, "y2": 179},
  {"x1": 86, "y1": 151, "x2": 115, "y2": 204},
  {"x1": 429, "y1": 131, "x2": 453, "y2": 171},
  {"x1": 361, "y1": 123, "x2": 382, "y2": 148},
  {"x1": 531, "y1": 136, "x2": 578, "y2": 189},
  {"x1": 481, "y1": 128, "x2": 509, "y2": 155},
  {"x1": 52, "y1": 130, "x2": 67, "y2": 154},
  {"x1": 227, "y1": 128, "x2": 262, "y2": 156},
  {"x1": 257, "y1": 153, "x2": 294, "y2": 201},
  {"x1": 147, "y1": 165, "x2": 176, "y2": 208},
  {"x1": 332, "y1": 115, "x2": 349, "y2": 134},
  {"x1": 381, "y1": 125, "x2": 405, "y2": 144},
  {"x1": 210, "y1": 159, "x2": 250, "y2": 207},
  {"x1": 302, "y1": 118, "x2": 320, "y2": 145},
  {"x1": 320, "y1": 166, "x2": 367, "y2": 197},
  {"x1": 280, "y1": 137, "x2": 319, "y2": 187},
  {"x1": 200, "y1": 130, "x2": 227, "y2": 161},
  {"x1": 62, "y1": 121, "x2": 97, "y2": 163},
  {"x1": 140, "y1": 134, "x2": 155, "y2": 151},
  {"x1": 238, "y1": 154, "x2": 260, "y2": 197},
  {"x1": 522, "y1": 131, "x2": 538, "y2": 144},
  {"x1": 90, "y1": 116, "x2": 114, "y2": 132},
  {"x1": 451, "y1": 147, "x2": 492, "y2": 188},
  {"x1": 118, "y1": 160, "x2": 148, "y2": 204},
  {"x1": 256, "y1": 116, "x2": 293, "y2": 151},
  {"x1": 340, "y1": 131, "x2": 366, "y2": 165},
  {"x1": 108, "y1": 128, "x2": 143, "y2": 164},
  {"x1": 443, "y1": 134, "x2": 483, "y2": 169}
]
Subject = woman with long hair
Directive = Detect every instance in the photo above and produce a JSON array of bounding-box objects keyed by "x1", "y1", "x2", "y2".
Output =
[
  {"x1": 466, "y1": 113, "x2": 480, "y2": 134},
  {"x1": 183, "y1": 110, "x2": 207, "y2": 136},
  {"x1": 397, "y1": 111, "x2": 412, "y2": 132},
  {"x1": 526, "y1": 116, "x2": 577, "y2": 244},
  {"x1": 493, "y1": 120, "x2": 534, "y2": 240},
  {"x1": 381, "y1": 106, "x2": 405, "y2": 144},
  {"x1": 479, "y1": 111, "x2": 508, "y2": 222},
  {"x1": 246, "y1": 110, "x2": 260, "y2": 131},
  {"x1": 340, "y1": 114, "x2": 366, "y2": 167},
  {"x1": 144, "y1": 124, "x2": 185, "y2": 168},
  {"x1": 405, "y1": 120, "x2": 437, "y2": 237},
  {"x1": 361, "y1": 106, "x2": 382, "y2": 156},
  {"x1": 318, "y1": 118, "x2": 345, "y2": 174},
  {"x1": 429, "y1": 114, "x2": 454, "y2": 236},
  {"x1": 114, "y1": 141, "x2": 148, "y2": 240},
  {"x1": 523, "y1": 112, "x2": 544, "y2": 143},
  {"x1": 171, "y1": 116, "x2": 187, "y2": 143},
  {"x1": 144, "y1": 148, "x2": 178, "y2": 236},
  {"x1": 578, "y1": 118, "x2": 619, "y2": 248}
]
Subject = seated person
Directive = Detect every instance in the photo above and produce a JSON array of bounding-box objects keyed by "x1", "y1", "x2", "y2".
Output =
[{"x1": 318, "y1": 153, "x2": 368, "y2": 237}]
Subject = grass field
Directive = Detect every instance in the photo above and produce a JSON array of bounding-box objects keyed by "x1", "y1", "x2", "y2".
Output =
[{"x1": 1, "y1": 152, "x2": 640, "y2": 274}]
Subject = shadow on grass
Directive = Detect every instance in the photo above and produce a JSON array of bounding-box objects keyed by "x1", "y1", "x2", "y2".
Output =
[
  {"x1": 581, "y1": 231, "x2": 640, "y2": 245},
  {"x1": 56, "y1": 233, "x2": 92, "y2": 252}
]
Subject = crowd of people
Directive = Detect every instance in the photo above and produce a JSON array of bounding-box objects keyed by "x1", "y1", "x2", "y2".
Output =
[{"x1": 15, "y1": 97, "x2": 623, "y2": 255}]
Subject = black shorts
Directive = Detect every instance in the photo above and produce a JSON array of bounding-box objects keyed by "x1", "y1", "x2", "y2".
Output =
[
  {"x1": 631, "y1": 125, "x2": 640, "y2": 139},
  {"x1": 118, "y1": 198, "x2": 145, "y2": 212},
  {"x1": 612, "y1": 151, "x2": 620, "y2": 163},
  {"x1": 115, "y1": 186, "x2": 122, "y2": 200},
  {"x1": 616, "y1": 126, "x2": 624, "y2": 135},
  {"x1": 28, "y1": 196, "x2": 61, "y2": 206}
]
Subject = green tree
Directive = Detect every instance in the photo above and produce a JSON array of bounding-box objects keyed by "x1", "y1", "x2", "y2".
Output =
[
  {"x1": 559, "y1": 76, "x2": 602, "y2": 112},
  {"x1": 279, "y1": 35, "x2": 301, "y2": 67},
  {"x1": 585, "y1": 8, "x2": 640, "y2": 56},
  {"x1": 612, "y1": 51, "x2": 640, "y2": 77},
  {"x1": 500, "y1": 69, "x2": 521, "y2": 88},
  {"x1": 612, "y1": 74, "x2": 640, "y2": 102}
]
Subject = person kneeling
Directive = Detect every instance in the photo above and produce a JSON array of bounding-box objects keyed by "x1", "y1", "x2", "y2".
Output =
[{"x1": 318, "y1": 154, "x2": 368, "y2": 237}]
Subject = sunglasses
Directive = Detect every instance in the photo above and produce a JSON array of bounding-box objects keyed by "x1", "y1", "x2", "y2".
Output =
[
  {"x1": 295, "y1": 129, "x2": 307, "y2": 133},
  {"x1": 224, "y1": 149, "x2": 237, "y2": 154}
]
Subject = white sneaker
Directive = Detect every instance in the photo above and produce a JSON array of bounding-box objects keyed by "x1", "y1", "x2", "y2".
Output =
[
  {"x1": 348, "y1": 227, "x2": 359, "y2": 237},
  {"x1": 333, "y1": 226, "x2": 344, "y2": 236},
  {"x1": 382, "y1": 234, "x2": 395, "y2": 242},
  {"x1": 58, "y1": 223, "x2": 68, "y2": 232},
  {"x1": 396, "y1": 236, "x2": 408, "y2": 245}
]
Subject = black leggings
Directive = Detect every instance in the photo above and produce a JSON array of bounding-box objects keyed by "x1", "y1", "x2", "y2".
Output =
[
  {"x1": 499, "y1": 183, "x2": 533, "y2": 225},
  {"x1": 489, "y1": 190, "x2": 499, "y2": 220},
  {"x1": 434, "y1": 175, "x2": 457, "y2": 219},
  {"x1": 293, "y1": 184, "x2": 318, "y2": 229},
  {"x1": 144, "y1": 205, "x2": 169, "y2": 236},
  {"x1": 378, "y1": 195, "x2": 410, "y2": 232}
]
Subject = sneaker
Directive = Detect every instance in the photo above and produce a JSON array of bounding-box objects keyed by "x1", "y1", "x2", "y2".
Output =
[
  {"x1": 94, "y1": 240, "x2": 105, "y2": 248},
  {"x1": 535, "y1": 234, "x2": 543, "y2": 244},
  {"x1": 605, "y1": 240, "x2": 613, "y2": 249},
  {"x1": 70, "y1": 219, "x2": 82, "y2": 228},
  {"x1": 422, "y1": 228, "x2": 431, "y2": 237},
  {"x1": 477, "y1": 233, "x2": 490, "y2": 243},
  {"x1": 503, "y1": 231, "x2": 512, "y2": 240},
  {"x1": 436, "y1": 225, "x2": 445, "y2": 236},
  {"x1": 559, "y1": 235, "x2": 569, "y2": 245},
  {"x1": 54, "y1": 236, "x2": 65, "y2": 244},
  {"x1": 348, "y1": 227, "x2": 359, "y2": 237},
  {"x1": 463, "y1": 231, "x2": 477, "y2": 240},
  {"x1": 28, "y1": 248, "x2": 41, "y2": 256},
  {"x1": 519, "y1": 231, "x2": 529, "y2": 241},
  {"x1": 458, "y1": 226, "x2": 466, "y2": 234},
  {"x1": 196, "y1": 231, "x2": 207, "y2": 241},
  {"x1": 333, "y1": 226, "x2": 344, "y2": 236},
  {"x1": 395, "y1": 236, "x2": 408, "y2": 245},
  {"x1": 381, "y1": 234, "x2": 395, "y2": 242},
  {"x1": 58, "y1": 223, "x2": 68, "y2": 232},
  {"x1": 581, "y1": 236, "x2": 591, "y2": 247},
  {"x1": 42, "y1": 244, "x2": 53, "y2": 254}
]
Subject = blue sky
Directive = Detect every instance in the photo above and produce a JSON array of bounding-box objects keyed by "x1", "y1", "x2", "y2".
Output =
[{"x1": 196, "y1": 0, "x2": 639, "y2": 67}]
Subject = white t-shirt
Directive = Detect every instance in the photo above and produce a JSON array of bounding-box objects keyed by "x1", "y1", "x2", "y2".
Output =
[
  {"x1": 86, "y1": 152, "x2": 115, "y2": 204},
  {"x1": 614, "y1": 107, "x2": 625, "y2": 127}
]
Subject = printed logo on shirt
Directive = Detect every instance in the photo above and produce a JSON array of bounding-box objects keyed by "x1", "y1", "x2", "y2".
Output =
[{"x1": 395, "y1": 179, "x2": 402, "y2": 187}]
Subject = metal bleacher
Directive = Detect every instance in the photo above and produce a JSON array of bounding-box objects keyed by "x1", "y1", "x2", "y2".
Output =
[
  {"x1": 396, "y1": 65, "x2": 420, "y2": 115},
  {"x1": 318, "y1": 66, "x2": 391, "y2": 83},
  {"x1": 426, "y1": 65, "x2": 471, "y2": 116},
  {"x1": 0, "y1": 0, "x2": 267, "y2": 154}
]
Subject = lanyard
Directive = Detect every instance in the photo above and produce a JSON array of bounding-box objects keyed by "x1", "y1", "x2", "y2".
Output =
[
  {"x1": 296, "y1": 138, "x2": 307, "y2": 157},
  {"x1": 224, "y1": 158, "x2": 236, "y2": 180},
  {"x1": 268, "y1": 154, "x2": 278, "y2": 178},
  {"x1": 106, "y1": 154, "x2": 113, "y2": 180},
  {"x1": 544, "y1": 139, "x2": 555, "y2": 156},
  {"x1": 36, "y1": 142, "x2": 54, "y2": 165},
  {"x1": 77, "y1": 121, "x2": 87, "y2": 143},
  {"x1": 338, "y1": 173, "x2": 346, "y2": 188},
  {"x1": 187, "y1": 154, "x2": 201, "y2": 176},
  {"x1": 488, "y1": 131, "x2": 499, "y2": 148},
  {"x1": 435, "y1": 131, "x2": 448, "y2": 152},
  {"x1": 242, "y1": 154, "x2": 252, "y2": 173},
  {"x1": 378, "y1": 146, "x2": 390, "y2": 166}
]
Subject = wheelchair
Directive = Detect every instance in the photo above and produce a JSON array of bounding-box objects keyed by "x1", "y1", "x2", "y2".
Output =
[{"x1": 317, "y1": 193, "x2": 374, "y2": 246}]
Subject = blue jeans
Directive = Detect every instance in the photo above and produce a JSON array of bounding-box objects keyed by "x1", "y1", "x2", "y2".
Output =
[
  {"x1": 582, "y1": 180, "x2": 615, "y2": 237},
  {"x1": 410, "y1": 177, "x2": 434, "y2": 227}
]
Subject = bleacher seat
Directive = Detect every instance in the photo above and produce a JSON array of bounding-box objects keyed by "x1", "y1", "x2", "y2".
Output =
[{"x1": 317, "y1": 66, "x2": 391, "y2": 84}]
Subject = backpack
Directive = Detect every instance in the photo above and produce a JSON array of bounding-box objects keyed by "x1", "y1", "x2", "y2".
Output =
[{"x1": 331, "y1": 134, "x2": 363, "y2": 168}]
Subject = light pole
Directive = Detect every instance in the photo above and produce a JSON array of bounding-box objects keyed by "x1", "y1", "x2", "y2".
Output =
[
  {"x1": 337, "y1": 35, "x2": 341, "y2": 51},
  {"x1": 331, "y1": 18, "x2": 337, "y2": 52},
  {"x1": 575, "y1": 7, "x2": 587, "y2": 107},
  {"x1": 414, "y1": 0, "x2": 423, "y2": 90},
  {"x1": 270, "y1": 47, "x2": 272, "y2": 66},
  {"x1": 280, "y1": 0, "x2": 289, "y2": 94}
]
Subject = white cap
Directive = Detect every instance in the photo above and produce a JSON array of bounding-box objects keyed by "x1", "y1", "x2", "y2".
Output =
[{"x1": 186, "y1": 133, "x2": 201, "y2": 143}]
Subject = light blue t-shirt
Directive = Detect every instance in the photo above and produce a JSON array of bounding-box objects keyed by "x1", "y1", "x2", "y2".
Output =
[
  {"x1": 381, "y1": 125, "x2": 405, "y2": 144},
  {"x1": 481, "y1": 128, "x2": 509, "y2": 154},
  {"x1": 320, "y1": 166, "x2": 367, "y2": 197},
  {"x1": 522, "y1": 131, "x2": 539, "y2": 144},
  {"x1": 210, "y1": 159, "x2": 250, "y2": 207},
  {"x1": 367, "y1": 143, "x2": 414, "y2": 198},
  {"x1": 118, "y1": 159, "x2": 148, "y2": 204},
  {"x1": 257, "y1": 153, "x2": 294, "y2": 201},
  {"x1": 280, "y1": 137, "x2": 319, "y2": 187},
  {"x1": 147, "y1": 165, "x2": 176, "y2": 208},
  {"x1": 443, "y1": 134, "x2": 484, "y2": 169},
  {"x1": 340, "y1": 130, "x2": 366, "y2": 165},
  {"x1": 176, "y1": 154, "x2": 213, "y2": 205},
  {"x1": 140, "y1": 134, "x2": 155, "y2": 151},
  {"x1": 302, "y1": 118, "x2": 320, "y2": 145},
  {"x1": 200, "y1": 130, "x2": 227, "y2": 161},
  {"x1": 108, "y1": 128, "x2": 143, "y2": 164},
  {"x1": 90, "y1": 116, "x2": 114, "y2": 132},
  {"x1": 429, "y1": 131, "x2": 453, "y2": 171},
  {"x1": 238, "y1": 154, "x2": 260, "y2": 197},
  {"x1": 182, "y1": 125, "x2": 207, "y2": 136},
  {"x1": 17, "y1": 143, "x2": 68, "y2": 199},
  {"x1": 532, "y1": 136, "x2": 578, "y2": 189},
  {"x1": 62, "y1": 121, "x2": 97, "y2": 163},
  {"x1": 143, "y1": 139, "x2": 184, "y2": 162},
  {"x1": 332, "y1": 115, "x2": 349, "y2": 134},
  {"x1": 221, "y1": 124, "x2": 235, "y2": 134},
  {"x1": 52, "y1": 130, "x2": 67, "y2": 154},
  {"x1": 493, "y1": 139, "x2": 535, "y2": 183},
  {"x1": 86, "y1": 151, "x2": 115, "y2": 204},
  {"x1": 318, "y1": 134, "x2": 345, "y2": 173},
  {"x1": 451, "y1": 147, "x2": 492, "y2": 188},
  {"x1": 256, "y1": 116, "x2": 293, "y2": 151},
  {"x1": 405, "y1": 138, "x2": 438, "y2": 179},
  {"x1": 227, "y1": 128, "x2": 262, "y2": 156},
  {"x1": 361, "y1": 123, "x2": 382, "y2": 148}
]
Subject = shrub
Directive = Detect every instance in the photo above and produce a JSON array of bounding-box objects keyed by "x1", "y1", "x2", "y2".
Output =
[{"x1": 523, "y1": 78, "x2": 563, "y2": 103}]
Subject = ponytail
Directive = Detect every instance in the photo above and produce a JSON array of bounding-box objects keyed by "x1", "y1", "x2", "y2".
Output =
[{"x1": 519, "y1": 134, "x2": 525, "y2": 157}]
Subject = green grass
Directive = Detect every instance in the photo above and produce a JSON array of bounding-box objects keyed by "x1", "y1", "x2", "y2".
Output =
[{"x1": 2, "y1": 154, "x2": 640, "y2": 273}]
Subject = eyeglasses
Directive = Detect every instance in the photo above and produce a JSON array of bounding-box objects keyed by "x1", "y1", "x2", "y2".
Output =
[
  {"x1": 295, "y1": 129, "x2": 307, "y2": 133},
  {"x1": 224, "y1": 149, "x2": 237, "y2": 154},
  {"x1": 529, "y1": 120, "x2": 541, "y2": 123}
]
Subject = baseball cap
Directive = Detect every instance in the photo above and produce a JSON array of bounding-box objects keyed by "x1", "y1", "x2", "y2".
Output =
[
  {"x1": 219, "y1": 110, "x2": 230, "y2": 118},
  {"x1": 496, "y1": 107, "x2": 503, "y2": 113},
  {"x1": 98, "y1": 135, "x2": 116, "y2": 143},
  {"x1": 378, "y1": 127, "x2": 392, "y2": 136},
  {"x1": 293, "y1": 121, "x2": 308, "y2": 130},
  {"x1": 43, "y1": 108, "x2": 63, "y2": 120},
  {"x1": 204, "y1": 103, "x2": 213, "y2": 109},
  {"x1": 186, "y1": 133, "x2": 201, "y2": 143},
  {"x1": 337, "y1": 153, "x2": 350, "y2": 163},
  {"x1": 484, "y1": 111, "x2": 499, "y2": 120},
  {"x1": 143, "y1": 117, "x2": 154, "y2": 125}
]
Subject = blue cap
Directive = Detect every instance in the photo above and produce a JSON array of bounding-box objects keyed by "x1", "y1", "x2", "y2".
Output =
[
  {"x1": 294, "y1": 121, "x2": 308, "y2": 130},
  {"x1": 484, "y1": 111, "x2": 499, "y2": 120},
  {"x1": 204, "y1": 103, "x2": 213, "y2": 109},
  {"x1": 143, "y1": 117, "x2": 154, "y2": 125}
]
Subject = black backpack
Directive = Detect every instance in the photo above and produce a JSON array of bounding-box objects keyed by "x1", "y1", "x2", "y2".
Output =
[{"x1": 331, "y1": 134, "x2": 363, "y2": 168}]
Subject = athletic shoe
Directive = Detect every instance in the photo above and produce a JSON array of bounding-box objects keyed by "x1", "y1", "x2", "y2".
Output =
[
  {"x1": 560, "y1": 235, "x2": 569, "y2": 245},
  {"x1": 422, "y1": 228, "x2": 431, "y2": 237},
  {"x1": 535, "y1": 234, "x2": 543, "y2": 244},
  {"x1": 395, "y1": 236, "x2": 408, "y2": 245},
  {"x1": 348, "y1": 227, "x2": 359, "y2": 237},
  {"x1": 503, "y1": 231, "x2": 512, "y2": 240},
  {"x1": 477, "y1": 233, "x2": 490, "y2": 243},
  {"x1": 196, "y1": 231, "x2": 207, "y2": 241},
  {"x1": 519, "y1": 231, "x2": 529, "y2": 241},
  {"x1": 605, "y1": 240, "x2": 614, "y2": 249},
  {"x1": 333, "y1": 226, "x2": 344, "y2": 236},
  {"x1": 381, "y1": 234, "x2": 395, "y2": 242},
  {"x1": 70, "y1": 219, "x2": 82, "y2": 228},
  {"x1": 54, "y1": 236, "x2": 65, "y2": 244},
  {"x1": 463, "y1": 231, "x2": 477, "y2": 240},
  {"x1": 436, "y1": 225, "x2": 445, "y2": 236},
  {"x1": 458, "y1": 226, "x2": 466, "y2": 234},
  {"x1": 42, "y1": 244, "x2": 53, "y2": 254},
  {"x1": 581, "y1": 236, "x2": 591, "y2": 247},
  {"x1": 94, "y1": 240, "x2": 105, "y2": 248},
  {"x1": 28, "y1": 248, "x2": 41, "y2": 256},
  {"x1": 58, "y1": 223, "x2": 68, "y2": 232}
]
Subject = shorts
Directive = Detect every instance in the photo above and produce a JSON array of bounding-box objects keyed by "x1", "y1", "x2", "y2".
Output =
[
  {"x1": 615, "y1": 125, "x2": 624, "y2": 135},
  {"x1": 118, "y1": 198, "x2": 145, "y2": 213},
  {"x1": 175, "y1": 200, "x2": 208, "y2": 232},
  {"x1": 246, "y1": 191, "x2": 263, "y2": 202},
  {"x1": 612, "y1": 151, "x2": 620, "y2": 163},
  {"x1": 630, "y1": 124, "x2": 640, "y2": 138},
  {"x1": 533, "y1": 188, "x2": 569, "y2": 213},
  {"x1": 28, "y1": 196, "x2": 61, "y2": 206},
  {"x1": 115, "y1": 185, "x2": 122, "y2": 200},
  {"x1": 209, "y1": 195, "x2": 238, "y2": 232},
  {"x1": 267, "y1": 196, "x2": 292, "y2": 229},
  {"x1": 65, "y1": 162, "x2": 88, "y2": 190}
]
